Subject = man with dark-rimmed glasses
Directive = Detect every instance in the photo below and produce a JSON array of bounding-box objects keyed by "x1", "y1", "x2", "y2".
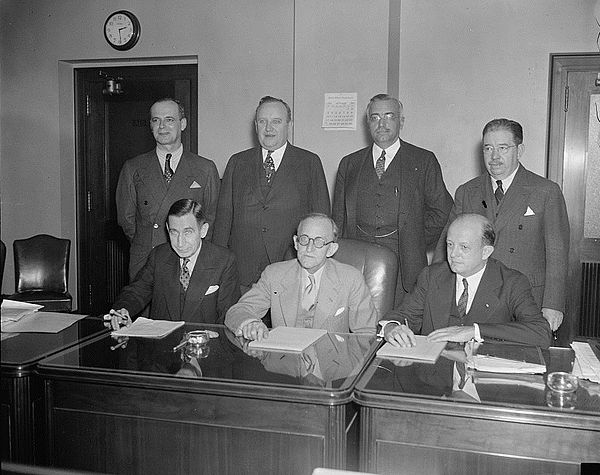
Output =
[{"x1": 225, "y1": 213, "x2": 377, "y2": 340}]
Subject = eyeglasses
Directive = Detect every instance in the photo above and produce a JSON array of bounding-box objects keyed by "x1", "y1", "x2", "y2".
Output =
[
  {"x1": 368, "y1": 113, "x2": 399, "y2": 122},
  {"x1": 296, "y1": 234, "x2": 334, "y2": 249},
  {"x1": 482, "y1": 145, "x2": 517, "y2": 156},
  {"x1": 150, "y1": 117, "x2": 178, "y2": 127}
]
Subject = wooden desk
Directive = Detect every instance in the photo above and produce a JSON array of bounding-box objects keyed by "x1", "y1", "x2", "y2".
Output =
[
  {"x1": 37, "y1": 325, "x2": 378, "y2": 475},
  {"x1": 354, "y1": 342, "x2": 600, "y2": 475},
  {"x1": 1, "y1": 317, "x2": 107, "y2": 464}
]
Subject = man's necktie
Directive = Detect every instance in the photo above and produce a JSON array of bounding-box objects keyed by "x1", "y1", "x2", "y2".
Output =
[
  {"x1": 164, "y1": 153, "x2": 174, "y2": 184},
  {"x1": 375, "y1": 149, "x2": 386, "y2": 179},
  {"x1": 457, "y1": 278, "x2": 468, "y2": 319},
  {"x1": 180, "y1": 258, "x2": 190, "y2": 292},
  {"x1": 301, "y1": 273, "x2": 317, "y2": 311},
  {"x1": 264, "y1": 150, "x2": 275, "y2": 184},
  {"x1": 494, "y1": 179, "x2": 504, "y2": 204}
]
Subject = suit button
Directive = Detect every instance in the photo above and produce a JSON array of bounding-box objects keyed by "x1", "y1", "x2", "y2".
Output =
[
  {"x1": 262, "y1": 227, "x2": 267, "y2": 232},
  {"x1": 518, "y1": 225, "x2": 523, "y2": 230},
  {"x1": 153, "y1": 223, "x2": 159, "y2": 229},
  {"x1": 509, "y1": 248, "x2": 515, "y2": 253}
]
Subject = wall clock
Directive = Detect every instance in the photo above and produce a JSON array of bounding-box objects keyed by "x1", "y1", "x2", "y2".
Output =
[{"x1": 104, "y1": 10, "x2": 141, "y2": 51}]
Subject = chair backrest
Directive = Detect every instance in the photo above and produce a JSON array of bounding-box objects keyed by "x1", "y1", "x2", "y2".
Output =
[
  {"x1": 332, "y1": 238, "x2": 398, "y2": 318},
  {"x1": 13, "y1": 234, "x2": 70, "y2": 293}
]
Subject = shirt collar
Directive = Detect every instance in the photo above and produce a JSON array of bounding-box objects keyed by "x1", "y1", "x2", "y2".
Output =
[
  {"x1": 262, "y1": 142, "x2": 288, "y2": 171},
  {"x1": 180, "y1": 241, "x2": 202, "y2": 273},
  {"x1": 372, "y1": 138, "x2": 401, "y2": 163},
  {"x1": 491, "y1": 163, "x2": 519, "y2": 192}
]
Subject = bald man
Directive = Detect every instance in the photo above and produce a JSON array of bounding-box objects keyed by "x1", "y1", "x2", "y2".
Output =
[{"x1": 380, "y1": 213, "x2": 552, "y2": 349}]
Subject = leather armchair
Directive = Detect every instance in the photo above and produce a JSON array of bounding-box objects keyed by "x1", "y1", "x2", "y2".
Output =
[
  {"x1": 9, "y1": 234, "x2": 72, "y2": 312},
  {"x1": 332, "y1": 238, "x2": 398, "y2": 318}
]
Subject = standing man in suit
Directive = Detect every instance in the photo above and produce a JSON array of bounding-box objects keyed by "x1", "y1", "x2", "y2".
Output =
[
  {"x1": 332, "y1": 94, "x2": 453, "y2": 306},
  {"x1": 116, "y1": 98, "x2": 220, "y2": 279},
  {"x1": 105, "y1": 199, "x2": 240, "y2": 329},
  {"x1": 433, "y1": 119, "x2": 569, "y2": 331},
  {"x1": 225, "y1": 213, "x2": 377, "y2": 340},
  {"x1": 213, "y1": 96, "x2": 330, "y2": 292},
  {"x1": 381, "y1": 214, "x2": 552, "y2": 349}
]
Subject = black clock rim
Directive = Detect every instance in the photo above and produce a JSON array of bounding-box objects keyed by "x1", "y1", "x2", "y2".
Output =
[{"x1": 104, "y1": 10, "x2": 141, "y2": 51}]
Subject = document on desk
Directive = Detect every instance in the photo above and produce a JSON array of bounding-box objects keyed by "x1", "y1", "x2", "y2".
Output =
[
  {"x1": 1, "y1": 299, "x2": 43, "y2": 324},
  {"x1": 111, "y1": 317, "x2": 184, "y2": 339},
  {"x1": 248, "y1": 327, "x2": 327, "y2": 353},
  {"x1": 1, "y1": 312, "x2": 88, "y2": 333},
  {"x1": 376, "y1": 336, "x2": 446, "y2": 363},
  {"x1": 571, "y1": 341, "x2": 600, "y2": 383},
  {"x1": 468, "y1": 343, "x2": 546, "y2": 374}
]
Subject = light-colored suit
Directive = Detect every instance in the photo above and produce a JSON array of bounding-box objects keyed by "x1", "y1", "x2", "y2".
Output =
[
  {"x1": 116, "y1": 149, "x2": 220, "y2": 278},
  {"x1": 225, "y1": 258, "x2": 377, "y2": 334},
  {"x1": 386, "y1": 258, "x2": 552, "y2": 348},
  {"x1": 433, "y1": 165, "x2": 569, "y2": 312}
]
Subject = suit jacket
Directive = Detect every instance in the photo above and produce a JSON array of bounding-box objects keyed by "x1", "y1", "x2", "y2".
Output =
[
  {"x1": 433, "y1": 165, "x2": 570, "y2": 312},
  {"x1": 112, "y1": 241, "x2": 240, "y2": 324},
  {"x1": 332, "y1": 140, "x2": 453, "y2": 293},
  {"x1": 224, "y1": 258, "x2": 377, "y2": 334},
  {"x1": 116, "y1": 149, "x2": 220, "y2": 278},
  {"x1": 213, "y1": 143, "x2": 330, "y2": 287},
  {"x1": 386, "y1": 258, "x2": 552, "y2": 348}
]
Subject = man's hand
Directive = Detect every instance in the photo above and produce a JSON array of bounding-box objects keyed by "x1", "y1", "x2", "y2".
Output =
[
  {"x1": 427, "y1": 325, "x2": 475, "y2": 343},
  {"x1": 384, "y1": 323, "x2": 417, "y2": 348},
  {"x1": 542, "y1": 308, "x2": 563, "y2": 331},
  {"x1": 239, "y1": 320, "x2": 269, "y2": 342},
  {"x1": 103, "y1": 308, "x2": 132, "y2": 331}
]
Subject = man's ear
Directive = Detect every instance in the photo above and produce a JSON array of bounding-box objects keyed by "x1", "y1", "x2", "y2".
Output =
[
  {"x1": 199, "y1": 222, "x2": 209, "y2": 239},
  {"x1": 482, "y1": 244, "x2": 494, "y2": 260},
  {"x1": 398, "y1": 115, "x2": 405, "y2": 130},
  {"x1": 326, "y1": 242, "x2": 339, "y2": 258},
  {"x1": 180, "y1": 117, "x2": 188, "y2": 132},
  {"x1": 293, "y1": 235, "x2": 299, "y2": 252},
  {"x1": 517, "y1": 143, "x2": 525, "y2": 159}
]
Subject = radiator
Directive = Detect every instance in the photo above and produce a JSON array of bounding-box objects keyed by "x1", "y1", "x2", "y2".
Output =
[
  {"x1": 579, "y1": 261, "x2": 600, "y2": 338},
  {"x1": 106, "y1": 240, "x2": 128, "y2": 303}
]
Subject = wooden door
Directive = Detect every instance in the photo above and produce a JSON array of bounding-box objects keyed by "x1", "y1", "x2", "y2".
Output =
[
  {"x1": 75, "y1": 65, "x2": 198, "y2": 314},
  {"x1": 548, "y1": 54, "x2": 600, "y2": 342}
]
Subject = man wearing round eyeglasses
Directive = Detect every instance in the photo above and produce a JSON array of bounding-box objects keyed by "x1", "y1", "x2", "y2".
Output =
[
  {"x1": 434, "y1": 118, "x2": 569, "y2": 333},
  {"x1": 225, "y1": 213, "x2": 377, "y2": 341}
]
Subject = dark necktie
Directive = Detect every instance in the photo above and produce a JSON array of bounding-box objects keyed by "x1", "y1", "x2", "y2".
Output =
[
  {"x1": 264, "y1": 150, "x2": 275, "y2": 184},
  {"x1": 494, "y1": 179, "x2": 504, "y2": 204},
  {"x1": 180, "y1": 258, "x2": 190, "y2": 292},
  {"x1": 457, "y1": 278, "x2": 468, "y2": 319},
  {"x1": 375, "y1": 149, "x2": 386, "y2": 179},
  {"x1": 164, "y1": 153, "x2": 174, "y2": 184}
]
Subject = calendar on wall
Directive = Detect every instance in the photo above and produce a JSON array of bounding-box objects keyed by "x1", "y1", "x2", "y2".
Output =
[{"x1": 322, "y1": 93, "x2": 357, "y2": 130}]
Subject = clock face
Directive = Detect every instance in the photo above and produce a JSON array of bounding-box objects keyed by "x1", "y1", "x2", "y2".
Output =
[{"x1": 104, "y1": 11, "x2": 140, "y2": 50}]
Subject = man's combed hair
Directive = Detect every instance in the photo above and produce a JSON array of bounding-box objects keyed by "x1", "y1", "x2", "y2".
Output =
[
  {"x1": 482, "y1": 118, "x2": 523, "y2": 145},
  {"x1": 153, "y1": 97, "x2": 186, "y2": 120},
  {"x1": 256, "y1": 96, "x2": 292, "y2": 122},
  {"x1": 298, "y1": 213, "x2": 339, "y2": 242},
  {"x1": 168, "y1": 199, "x2": 205, "y2": 225},
  {"x1": 366, "y1": 94, "x2": 403, "y2": 117},
  {"x1": 481, "y1": 221, "x2": 496, "y2": 247}
]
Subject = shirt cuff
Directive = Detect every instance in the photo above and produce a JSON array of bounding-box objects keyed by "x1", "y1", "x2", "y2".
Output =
[
  {"x1": 377, "y1": 320, "x2": 402, "y2": 338},
  {"x1": 473, "y1": 323, "x2": 484, "y2": 342}
]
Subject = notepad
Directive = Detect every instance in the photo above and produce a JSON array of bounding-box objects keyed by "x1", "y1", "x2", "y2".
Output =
[
  {"x1": 376, "y1": 336, "x2": 446, "y2": 363},
  {"x1": 111, "y1": 317, "x2": 184, "y2": 339},
  {"x1": 248, "y1": 326, "x2": 327, "y2": 353}
]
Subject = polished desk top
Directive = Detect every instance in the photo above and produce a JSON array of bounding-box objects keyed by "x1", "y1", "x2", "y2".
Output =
[
  {"x1": 37, "y1": 324, "x2": 379, "y2": 405},
  {"x1": 354, "y1": 341, "x2": 600, "y2": 429},
  {"x1": 1, "y1": 317, "x2": 108, "y2": 376}
]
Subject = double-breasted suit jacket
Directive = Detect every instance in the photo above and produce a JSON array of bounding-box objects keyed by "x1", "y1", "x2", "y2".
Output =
[
  {"x1": 433, "y1": 165, "x2": 569, "y2": 312},
  {"x1": 112, "y1": 241, "x2": 240, "y2": 324},
  {"x1": 213, "y1": 144, "x2": 330, "y2": 287},
  {"x1": 332, "y1": 140, "x2": 453, "y2": 294},
  {"x1": 224, "y1": 258, "x2": 377, "y2": 334},
  {"x1": 386, "y1": 258, "x2": 552, "y2": 348},
  {"x1": 116, "y1": 149, "x2": 220, "y2": 278}
]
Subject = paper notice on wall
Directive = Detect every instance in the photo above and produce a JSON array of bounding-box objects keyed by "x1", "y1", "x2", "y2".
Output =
[{"x1": 322, "y1": 93, "x2": 357, "y2": 130}]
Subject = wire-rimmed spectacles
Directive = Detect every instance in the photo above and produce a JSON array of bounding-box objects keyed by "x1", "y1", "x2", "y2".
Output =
[
  {"x1": 296, "y1": 234, "x2": 334, "y2": 249},
  {"x1": 482, "y1": 145, "x2": 517, "y2": 156}
]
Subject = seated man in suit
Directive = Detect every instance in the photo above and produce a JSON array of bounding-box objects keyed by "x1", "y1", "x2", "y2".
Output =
[
  {"x1": 104, "y1": 199, "x2": 240, "y2": 330},
  {"x1": 380, "y1": 213, "x2": 552, "y2": 349},
  {"x1": 225, "y1": 213, "x2": 377, "y2": 341}
]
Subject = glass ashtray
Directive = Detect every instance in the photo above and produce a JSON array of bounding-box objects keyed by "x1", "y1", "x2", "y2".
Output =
[{"x1": 546, "y1": 371, "x2": 578, "y2": 393}]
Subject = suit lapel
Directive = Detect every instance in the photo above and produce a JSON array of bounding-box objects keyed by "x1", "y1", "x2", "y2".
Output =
[
  {"x1": 494, "y1": 166, "x2": 530, "y2": 233},
  {"x1": 394, "y1": 141, "x2": 415, "y2": 231},
  {"x1": 430, "y1": 268, "x2": 455, "y2": 329},
  {"x1": 162, "y1": 251, "x2": 182, "y2": 320},
  {"x1": 467, "y1": 261, "x2": 502, "y2": 324},
  {"x1": 276, "y1": 261, "x2": 302, "y2": 326},
  {"x1": 345, "y1": 148, "x2": 371, "y2": 233},
  {"x1": 313, "y1": 260, "x2": 341, "y2": 329},
  {"x1": 252, "y1": 147, "x2": 267, "y2": 204},
  {"x1": 139, "y1": 151, "x2": 168, "y2": 201},
  {"x1": 181, "y1": 243, "x2": 214, "y2": 320}
]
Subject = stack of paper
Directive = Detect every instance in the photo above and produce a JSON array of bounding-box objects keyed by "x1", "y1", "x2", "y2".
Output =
[
  {"x1": 376, "y1": 336, "x2": 446, "y2": 363},
  {"x1": 468, "y1": 355, "x2": 546, "y2": 374},
  {"x1": 571, "y1": 341, "x2": 600, "y2": 383},
  {"x1": 111, "y1": 317, "x2": 185, "y2": 339},
  {"x1": 248, "y1": 327, "x2": 327, "y2": 352},
  {"x1": 1, "y1": 300, "x2": 43, "y2": 331}
]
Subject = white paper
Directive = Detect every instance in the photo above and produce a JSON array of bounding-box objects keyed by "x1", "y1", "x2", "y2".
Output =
[
  {"x1": 111, "y1": 317, "x2": 184, "y2": 339},
  {"x1": 322, "y1": 93, "x2": 357, "y2": 130},
  {"x1": 571, "y1": 341, "x2": 600, "y2": 383},
  {"x1": 1, "y1": 312, "x2": 88, "y2": 333},
  {"x1": 248, "y1": 327, "x2": 327, "y2": 353},
  {"x1": 376, "y1": 336, "x2": 446, "y2": 363},
  {"x1": 468, "y1": 355, "x2": 546, "y2": 374},
  {"x1": 1, "y1": 299, "x2": 43, "y2": 323}
]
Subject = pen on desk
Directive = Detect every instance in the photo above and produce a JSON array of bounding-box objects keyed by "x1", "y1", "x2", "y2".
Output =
[
  {"x1": 173, "y1": 340, "x2": 188, "y2": 353},
  {"x1": 110, "y1": 339, "x2": 128, "y2": 351},
  {"x1": 482, "y1": 200, "x2": 487, "y2": 209},
  {"x1": 404, "y1": 318, "x2": 409, "y2": 328}
]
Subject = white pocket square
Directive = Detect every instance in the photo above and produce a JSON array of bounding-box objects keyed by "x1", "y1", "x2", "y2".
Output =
[
  {"x1": 334, "y1": 307, "x2": 345, "y2": 317},
  {"x1": 190, "y1": 181, "x2": 202, "y2": 189},
  {"x1": 524, "y1": 206, "x2": 535, "y2": 216},
  {"x1": 205, "y1": 285, "x2": 219, "y2": 295}
]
